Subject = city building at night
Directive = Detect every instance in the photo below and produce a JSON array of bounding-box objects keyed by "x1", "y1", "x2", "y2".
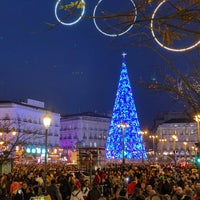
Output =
[
  {"x1": 60, "y1": 112, "x2": 110, "y2": 163},
  {"x1": 0, "y1": 99, "x2": 60, "y2": 163},
  {"x1": 156, "y1": 118, "x2": 198, "y2": 162}
]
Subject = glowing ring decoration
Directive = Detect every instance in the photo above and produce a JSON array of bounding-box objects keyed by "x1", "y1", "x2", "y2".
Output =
[
  {"x1": 55, "y1": 0, "x2": 86, "y2": 26},
  {"x1": 93, "y1": 0, "x2": 137, "y2": 37},
  {"x1": 150, "y1": 0, "x2": 200, "y2": 52}
]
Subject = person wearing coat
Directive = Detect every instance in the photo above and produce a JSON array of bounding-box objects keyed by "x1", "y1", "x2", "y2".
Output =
[{"x1": 70, "y1": 183, "x2": 84, "y2": 200}]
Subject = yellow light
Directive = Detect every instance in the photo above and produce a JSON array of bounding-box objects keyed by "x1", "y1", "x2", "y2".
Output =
[
  {"x1": 12, "y1": 130, "x2": 17, "y2": 136},
  {"x1": 194, "y1": 114, "x2": 200, "y2": 122},
  {"x1": 172, "y1": 135, "x2": 177, "y2": 140},
  {"x1": 43, "y1": 113, "x2": 52, "y2": 129},
  {"x1": 0, "y1": 140, "x2": 4, "y2": 145}
]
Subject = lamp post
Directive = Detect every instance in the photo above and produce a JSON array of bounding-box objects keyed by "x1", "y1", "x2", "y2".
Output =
[
  {"x1": 117, "y1": 121, "x2": 129, "y2": 167},
  {"x1": 194, "y1": 114, "x2": 200, "y2": 176},
  {"x1": 172, "y1": 134, "x2": 178, "y2": 167},
  {"x1": 149, "y1": 135, "x2": 158, "y2": 156},
  {"x1": 159, "y1": 138, "x2": 167, "y2": 156},
  {"x1": 43, "y1": 113, "x2": 52, "y2": 192},
  {"x1": 138, "y1": 130, "x2": 148, "y2": 163},
  {"x1": 195, "y1": 114, "x2": 200, "y2": 152},
  {"x1": 183, "y1": 142, "x2": 187, "y2": 161}
]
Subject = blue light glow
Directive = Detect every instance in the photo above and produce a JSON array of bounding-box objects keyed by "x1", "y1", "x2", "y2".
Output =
[
  {"x1": 106, "y1": 54, "x2": 147, "y2": 161},
  {"x1": 42, "y1": 148, "x2": 45, "y2": 154},
  {"x1": 31, "y1": 148, "x2": 36, "y2": 154},
  {"x1": 26, "y1": 147, "x2": 31, "y2": 153}
]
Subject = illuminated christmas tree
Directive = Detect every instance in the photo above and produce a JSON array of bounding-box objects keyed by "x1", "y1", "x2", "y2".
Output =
[{"x1": 106, "y1": 53, "x2": 147, "y2": 162}]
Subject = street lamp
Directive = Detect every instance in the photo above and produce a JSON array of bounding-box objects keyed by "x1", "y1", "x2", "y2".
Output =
[
  {"x1": 194, "y1": 114, "x2": 200, "y2": 176},
  {"x1": 159, "y1": 138, "x2": 167, "y2": 156},
  {"x1": 172, "y1": 134, "x2": 178, "y2": 167},
  {"x1": 117, "y1": 121, "x2": 129, "y2": 166},
  {"x1": 43, "y1": 113, "x2": 52, "y2": 192},
  {"x1": 183, "y1": 142, "x2": 187, "y2": 161},
  {"x1": 194, "y1": 114, "x2": 200, "y2": 152},
  {"x1": 149, "y1": 135, "x2": 158, "y2": 155},
  {"x1": 138, "y1": 130, "x2": 148, "y2": 162}
]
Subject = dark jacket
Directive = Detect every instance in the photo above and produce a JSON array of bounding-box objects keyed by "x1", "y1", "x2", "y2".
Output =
[
  {"x1": 86, "y1": 186, "x2": 101, "y2": 200},
  {"x1": 47, "y1": 183, "x2": 62, "y2": 200}
]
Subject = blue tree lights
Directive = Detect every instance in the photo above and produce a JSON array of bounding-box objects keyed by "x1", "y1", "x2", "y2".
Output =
[{"x1": 106, "y1": 53, "x2": 147, "y2": 162}]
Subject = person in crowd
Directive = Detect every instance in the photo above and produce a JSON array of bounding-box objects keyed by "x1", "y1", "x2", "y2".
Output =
[
  {"x1": 150, "y1": 194, "x2": 163, "y2": 200},
  {"x1": 127, "y1": 177, "x2": 136, "y2": 197},
  {"x1": 81, "y1": 179, "x2": 90, "y2": 200},
  {"x1": 182, "y1": 188, "x2": 194, "y2": 200},
  {"x1": 170, "y1": 184, "x2": 178, "y2": 200},
  {"x1": 112, "y1": 185, "x2": 128, "y2": 200},
  {"x1": 70, "y1": 182, "x2": 84, "y2": 200},
  {"x1": 171, "y1": 186, "x2": 184, "y2": 200},
  {"x1": 86, "y1": 182, "x2": 101, "y2": 200},
  {"x1": 163, "y1": 194, "x2": 171, "y2": 200},
  {"x1": 129, "y1": 187, "x2": 145, "y2": 200},
  {"x1": 0, "y1": 175, "x2": 9, "y2": 200},
  {"x1": 145, "y1": 190, "x2": 157, "y2": 200},
  {"x1": 58, "y1": 174, "x2": 72, "y2": 200},
  {"x1": 9, "y1": 177, "x2": 22, "y2": 200},
  {"x1": 145, "y1": 184, "x2": 154, "y2": 199},
  {"x1": 194, "y1": 180, "x2": 200, "y2": 200},
  {"x1": 21, "y1": 181, "x2": 35, "y2": 200},
  {"x1": 47, "y1": 179, "x2": 62, "y2": 200}
]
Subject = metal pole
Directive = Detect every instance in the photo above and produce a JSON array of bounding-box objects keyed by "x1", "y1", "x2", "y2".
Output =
[
  {"x1": 197, "y1": 121, "x2": 200, "y2": 178},
  {"x1": 122, "y1": 126, "x2": 125, "y2": 166},
  {"x1": 153, "y1": 138, "x2": 155, "y2": 155},
  {"x1": 198, "y1": 121, "x2": 200, "y2": 145},
  {"x1": 173, "y1": 138, "x2": 176, "y2": 167},
  {"x1": 44, "y1": 128, "x2": 48, "y2": 192},
  {"x1": 89, "y1": 152, "x2": 92, "y2": 188}
]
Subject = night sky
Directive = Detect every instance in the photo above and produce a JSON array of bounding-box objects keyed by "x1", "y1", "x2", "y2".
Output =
[{"x1": 0, "y1": 0, "x2": 199, "y2": 128}]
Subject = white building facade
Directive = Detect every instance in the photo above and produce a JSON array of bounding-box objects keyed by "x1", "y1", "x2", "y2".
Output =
[
  {"x1": 0, "y1": 99, "x2": 60, "y2": 162},
  {"x1": 156, "y1": 119, "x2": 198, "y2": 161},
  {"x1": 60, "y1": 112, "x2": 111, "y2": 150}
]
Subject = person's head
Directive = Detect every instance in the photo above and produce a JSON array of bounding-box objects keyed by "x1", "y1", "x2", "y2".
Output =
[
  {"x1": 146, "y1": 184, "x2": 153, "y2": 194},
  {"x1": 162, "y1": 194, "x2": 171, "y2": 200},
  {"x1": 184, "y1": 188, "x2": 193, "y2": 197},
  {"x1": 149, "y1": 190, "x2": 156, "y2": 196},
  {"x1": 150, "y1": 194, "x2": 162, "y2": 200},
  {"x1": 195, "y1": 180, "x2": 200, "y2": 190},
  {"x1": 136, "y1": 194, "x2": 145, "y2": 200},
  {"x1": 176, "y1": 187, "x2": 183, "y2": 196},
  {"x1": 141, "y1": 182, "x2": 146, "y2": 190},
  {"x1": 22, "y1": 182, "x2": 28, "y2": 190}
]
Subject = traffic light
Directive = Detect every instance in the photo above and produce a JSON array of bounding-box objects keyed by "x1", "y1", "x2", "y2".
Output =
[{"x1": 195, "y1": 155, "x2": 200, "y2": 167}]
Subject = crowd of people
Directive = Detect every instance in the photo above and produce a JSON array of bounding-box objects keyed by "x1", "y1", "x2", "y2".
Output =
[{"x1": 0, "y1": 162, "x2": 200, "y2": 200}]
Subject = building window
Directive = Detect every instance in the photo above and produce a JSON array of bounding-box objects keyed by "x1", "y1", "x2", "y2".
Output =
[
  {"x1": 68, "y1": 134, "x2": 72, "y2": 139},
  {"x1": 191, "y1": 129, "x2": 195, "y2": 135},
  {"x1": 89, "y1": 134, "x2": 93, "y2": 139},
  {"x1": 83, "y1": 133, "x2": 87, "y2": 139}
]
